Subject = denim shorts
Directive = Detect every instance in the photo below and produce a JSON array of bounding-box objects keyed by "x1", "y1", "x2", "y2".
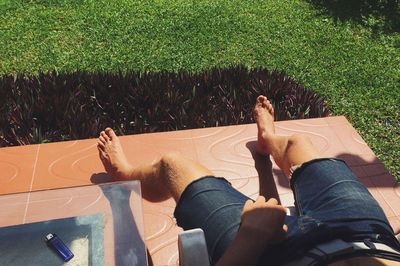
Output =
[{"x1": 173, "y1": 158, "x2": 400, "y2": 265}]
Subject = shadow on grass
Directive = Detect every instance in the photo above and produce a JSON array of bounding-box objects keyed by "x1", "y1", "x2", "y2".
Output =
[{"x1": 306, "y1": 0, "x2": 400, "y2": 34}]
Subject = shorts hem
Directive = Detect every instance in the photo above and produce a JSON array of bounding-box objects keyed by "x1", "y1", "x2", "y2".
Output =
[
  {"x1": 289, "y1": 157, "x2": 346, "y2": 189},
  {"x1": 174, "y1": 176, "x2": 229, "y2": 218}
]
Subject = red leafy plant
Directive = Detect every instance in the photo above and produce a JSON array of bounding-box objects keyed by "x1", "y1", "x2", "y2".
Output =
[{"x1": 0, "y1": 66, "x2": 330, "y2": 146}]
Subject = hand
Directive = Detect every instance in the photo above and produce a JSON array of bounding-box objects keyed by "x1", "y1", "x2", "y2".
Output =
[
  {"x1": 216, "y1": 197, "x2": 288, "y2": 266},
  {"x1": 241, "y1": 196, "x2": 288, "y2": 245}
]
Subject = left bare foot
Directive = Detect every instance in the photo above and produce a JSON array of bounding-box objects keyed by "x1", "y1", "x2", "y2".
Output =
[{"x1": 97, "y1": 128, "x2": 133, "y2": 181}]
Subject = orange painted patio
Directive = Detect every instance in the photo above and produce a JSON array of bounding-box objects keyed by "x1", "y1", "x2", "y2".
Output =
[{"x1": 1, "y1": 116, "x2": 399, "y2": 265}]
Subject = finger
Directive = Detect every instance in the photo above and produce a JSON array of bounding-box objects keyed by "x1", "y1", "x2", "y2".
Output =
[
  {"x1": 243, "y1": 199, "x2": 253, "y2": 212},
  {"x1": 275, "y1": 205, "x2": 287, "y2": 214},
  {"x1": 256, "y1": 195, "x2": 266, "y2": 203},
  {"x1": 266, "y1": 198, "x2": 279, "y2": 206},
  {"x1": 276, "y1": 206, "x2": 288, "y2": 221}
]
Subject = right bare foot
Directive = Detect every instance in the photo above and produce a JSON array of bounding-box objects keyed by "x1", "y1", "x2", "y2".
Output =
[
  {"x1": 254, "y1": 95, "x2": 275, "y2": 155},
  {"x1": 97, "y1": 128, "x2": 133, "y2": 181}
]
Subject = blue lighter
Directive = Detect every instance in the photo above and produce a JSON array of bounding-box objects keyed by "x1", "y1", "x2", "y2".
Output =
[{"x1": 45, "y1": 233, "x2": 74, "y2": 262}]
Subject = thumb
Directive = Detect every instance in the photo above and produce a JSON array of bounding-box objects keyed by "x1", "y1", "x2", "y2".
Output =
[{"x1": 283, "y1": 224, "x2": 288, "y2": 233}]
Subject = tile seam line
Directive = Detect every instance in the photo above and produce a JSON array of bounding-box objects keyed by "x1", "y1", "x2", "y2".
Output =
[{"x1": 23, "y1": 144, "x2": 41, "y2": 223}]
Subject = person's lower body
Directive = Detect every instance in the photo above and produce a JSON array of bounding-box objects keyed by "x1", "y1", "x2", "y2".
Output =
[
  {"x1": 174, "y1": 158, "x2": 400, "y2": 265},
  {"x1": 97, "y1": 96, "x2": 399, "y2": 265}
]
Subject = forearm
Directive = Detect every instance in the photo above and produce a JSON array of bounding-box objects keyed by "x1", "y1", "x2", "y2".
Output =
[{"x1": 215, "y1": 226, "x2": 267, "y2": 266}]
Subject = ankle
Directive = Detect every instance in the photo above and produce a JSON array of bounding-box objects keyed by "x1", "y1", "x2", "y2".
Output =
[
  {"x1": 114, "y1": 163, "x2": 134, "y2": 180},
  {"x1": 259, "y1": 131, "x2": 276, "y2": 147}
]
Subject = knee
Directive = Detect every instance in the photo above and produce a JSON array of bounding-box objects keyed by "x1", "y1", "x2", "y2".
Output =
[
  {"x1": 288, "y1": 133, "x2": 311, "y2": 146},
  {"x1": 159, "y1": 151, "x2": 184, "y2": 168}
]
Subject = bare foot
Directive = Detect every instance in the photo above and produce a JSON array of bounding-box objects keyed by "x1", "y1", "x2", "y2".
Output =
[
  {"x1": 97, "y1": 128, "x2": 133, "y2": 181},
  {"x1": 254, "y1": 95, "x2": 275, "y2": 155}
]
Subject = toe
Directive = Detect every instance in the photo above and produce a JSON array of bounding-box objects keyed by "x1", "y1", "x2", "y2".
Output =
[
  {"x1": 105, "y1": 128, "x2": 117, "y2": 141},
  {"x1": 97, "y1": 140, "x2": 105, "y2": 150},
  {"x1": 257, "y1": 95, "x2": 264, "y2": 103},
  {"x1": 101, "y1": 131, "x2": 110, "y2": 142},
  {"x1": 255, "y1": 95, "x2": 266, "y2": 109},
  {"x1": 269, "y1": 103, "x2": 275, "y2": 114},
  {"x1": 97, "y1": 146, "x2": 106, "y2": 159},
  {"x1": 99, "y1": 135, "x2": 106, "y2": 144},
  {"x1": 258, "y1": 96, "x2": 267, "y2": 107}
]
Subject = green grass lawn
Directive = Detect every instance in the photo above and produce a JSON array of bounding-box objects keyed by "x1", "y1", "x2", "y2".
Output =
[{"x1": 1, "y1": 0, "x2": 399, "y2": 180}]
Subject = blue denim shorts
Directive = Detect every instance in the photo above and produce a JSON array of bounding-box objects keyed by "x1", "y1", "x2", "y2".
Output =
[{"x1": 174, "y1": 158, "x2": 400, "y2": 265}]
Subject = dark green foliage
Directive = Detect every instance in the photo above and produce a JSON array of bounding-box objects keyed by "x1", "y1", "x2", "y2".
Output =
[
  {"x1": 0, "y1": 66, "x2": 330, "y2": 146},
  {"x1": 307, "y1": 0, "x2": 400, "y2": 34}
]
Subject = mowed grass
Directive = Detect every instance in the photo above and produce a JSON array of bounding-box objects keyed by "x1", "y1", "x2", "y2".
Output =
[{"x1": 0, "y1": 0, "x2": 399, "y2": 180}]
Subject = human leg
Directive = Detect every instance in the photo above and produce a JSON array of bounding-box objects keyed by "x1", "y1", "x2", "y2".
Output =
[
  {"x1": 97, "y1": 128, "x2": 251, "y2": 264},
  {"x1": 174, "y1": 177, "x2": 252, "y2": 264},
  {"x1": 97, "y1": 128, "x2": 213, "y2": 202},
  {"x1": 291, "y1": 159, "x2": 393, "y2": 228},
  {"x1": 254, "y1": 97, "x2": 400, "y2": 264},
  {"x1": 279, "y1": 158, "x2": 400, "y2": 264},
  {"x1": 253, "y1": 95, "x2": 393, "y2": 231},
  {"x1": 254, "y1": 95, "x2": 324, "y2": 179}
]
